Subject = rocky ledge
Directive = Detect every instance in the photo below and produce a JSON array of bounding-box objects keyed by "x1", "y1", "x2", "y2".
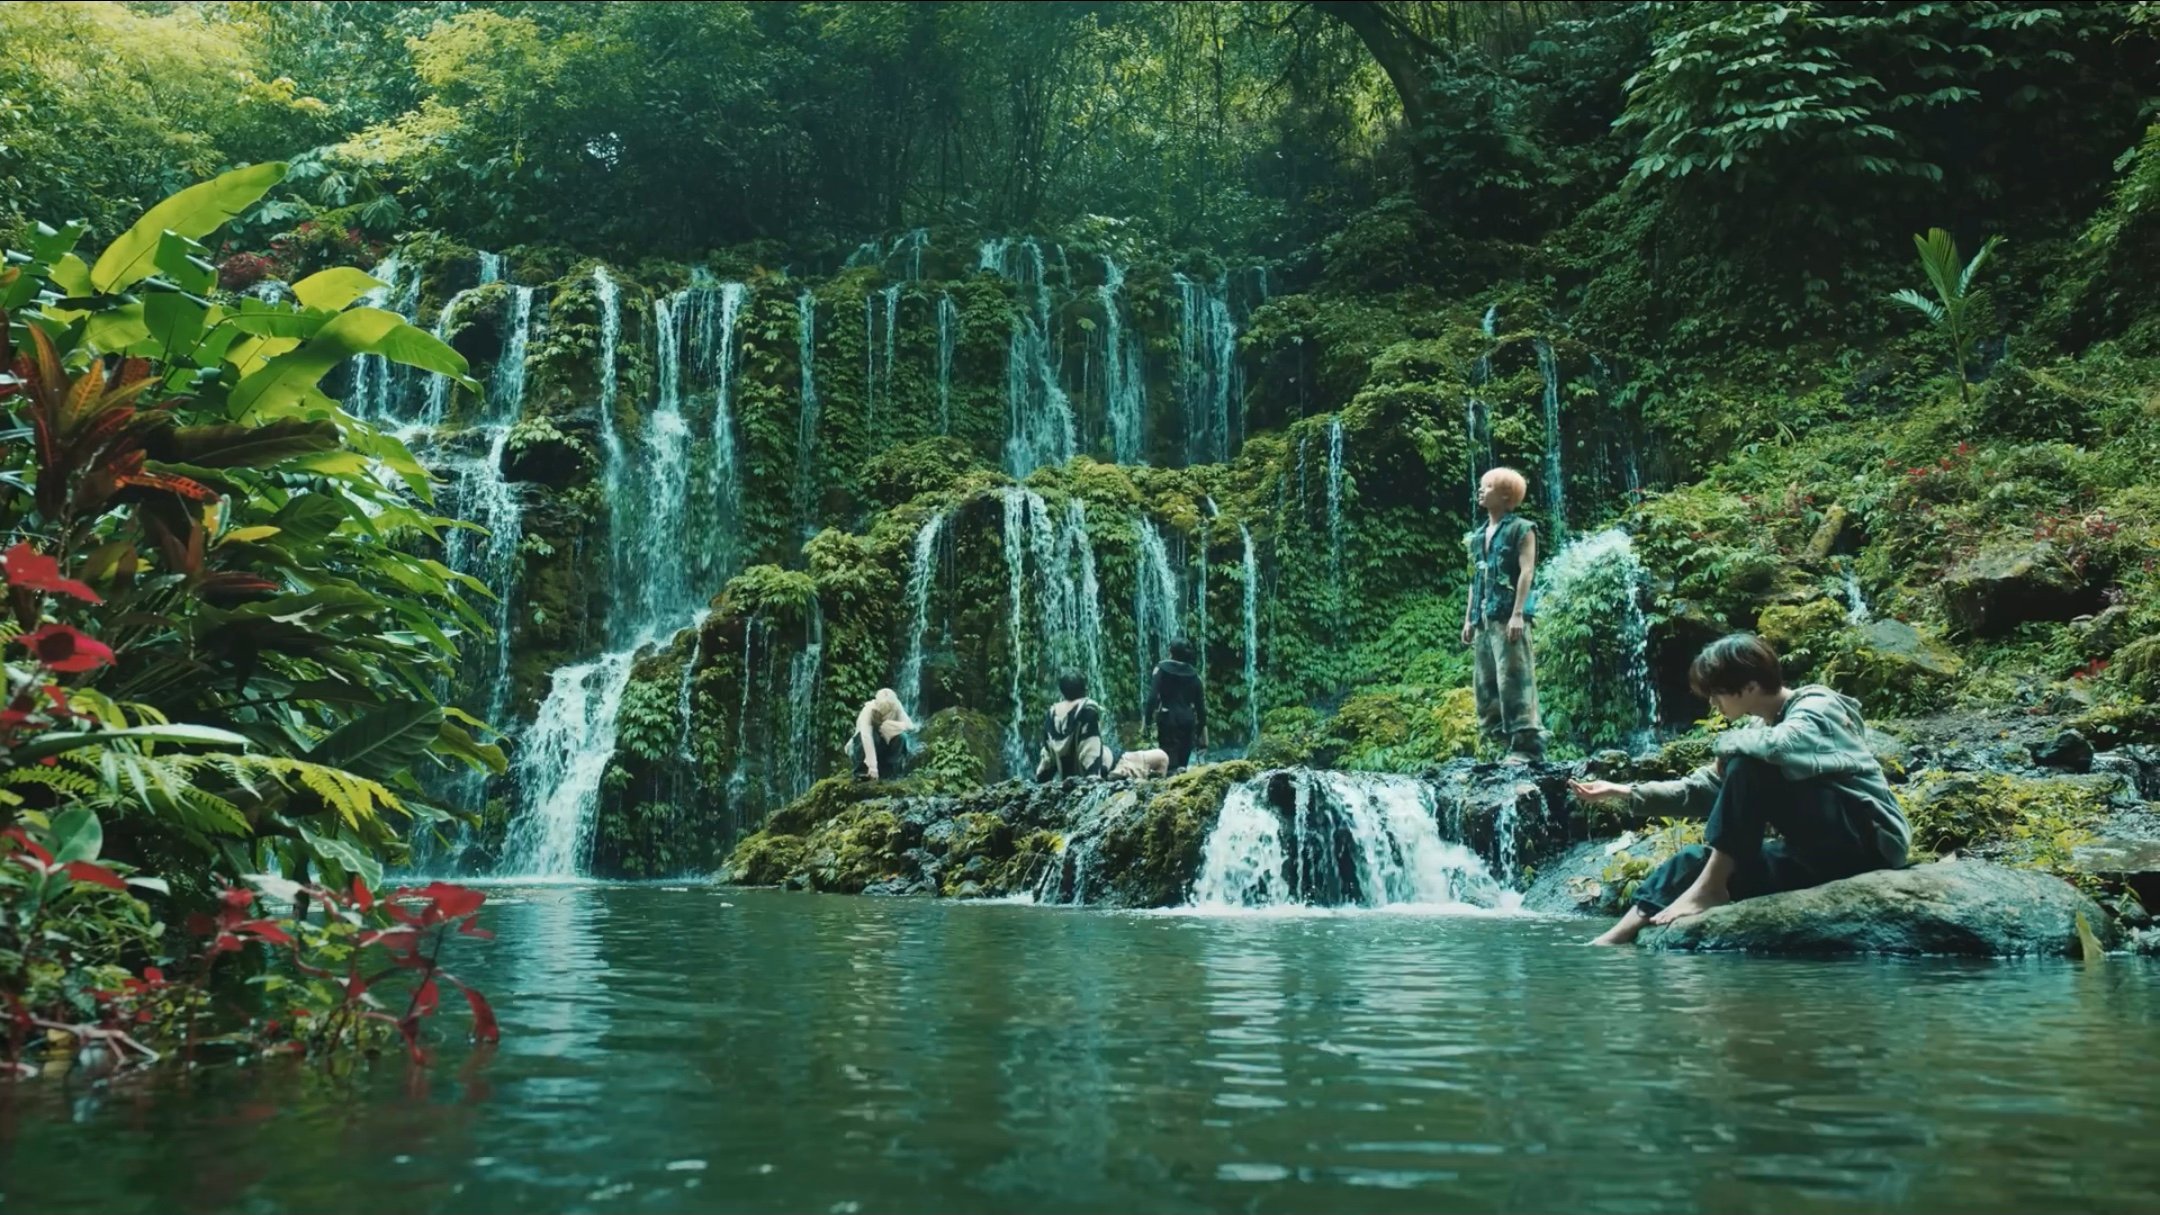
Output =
[{"x1": 1637, "y1": 859, "x2": 2117, "y2": 958}]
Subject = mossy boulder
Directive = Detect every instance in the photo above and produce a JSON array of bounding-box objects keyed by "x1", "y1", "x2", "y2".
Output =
[
  {"x1": 800, "y1": 804, "x2": 921, "y2": 894},
  {"x1": 1898, "y1": 770, "x2": 2115, "y2": 877},
  {"x1": 1823, "y1": 619, "x2": 1962, "y2": 712},
  {"x1": 763, "y1": 775, "x2": 888, "y2": 837},
  {"x1": 1755, "y1": 597, "x2": 1847, "y2": 677},
  {"x1": 720, "y1": 833, "x2": 809, "y2": 887},
  {"x1": 1091, "y1": 761, "x2": 1259, "y2": 907},
  {"x1": 918, "y1": 708, "x2": 1001, "y2": 785},
  {"x1": 1638, "y1": 859, "x2": 2117, "y2": 957},
  {"x1": 1941, "y1": 542, "x2": 2099, "y2": 638},
  {"x1": 2110, "y1": 635, "x2": 2160, "y2": 701}
]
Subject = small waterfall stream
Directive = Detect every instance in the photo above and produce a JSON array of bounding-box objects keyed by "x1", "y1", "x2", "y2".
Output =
[
  {"x1": 1535, "y1": 337, "x2": 1567, "y2": 541},
  {"x1": 793, "y1": 288, "x2": 821, "y2": 535},
  {"x1": 896, "y1": 510, "x2": 947, "y2": 717},
  {"x1": 981, "y1": 238, "x2": 1076, "y2": 478},
  {"x1": 1175, "y1": 273, "x2": 1241, "y2": 466},
  {"x1": 1538, "y1": 528, "x2": 1661, "y2": 749},
  {"x1": 1188, "y1": 771, "x2": 1508, "y2": 909},
  {"x1": 1098, "y1": 256, "x2": 1146, "y2": 465},
  {"x1": 936, "y1": 292, "x2": 958, "y2": 435},
  {"x1": 1240, "y1": 523, "x2": 1261, "y2": 746},
  {"x1": 1133, "y1": 517, "x2": 1182, "y2": 697}
]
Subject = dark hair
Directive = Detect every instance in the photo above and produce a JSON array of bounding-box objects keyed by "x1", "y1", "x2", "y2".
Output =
[
  {"x1": 1058, "y1": 672, "x2": 1088, "y2": 700},
  {"x1": 1688, "y1": 633, "x2": 1785, "y2": 698},
  {"x1": 1169, "y1": 638, "x2": 1195, "y2": 663}
]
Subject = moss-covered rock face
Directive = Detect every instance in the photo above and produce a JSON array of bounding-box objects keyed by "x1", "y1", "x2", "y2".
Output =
[{"x1": 1091, "y1": 761, "x2": 1259, "y2": 907}]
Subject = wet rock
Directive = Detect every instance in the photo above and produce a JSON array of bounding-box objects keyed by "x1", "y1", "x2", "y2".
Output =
[
  {"x1": 2033, "y1": 729, "x2": 2095, "y2": 772},
  {"x1": 2072, "y1": 605, "x2": 2136, "y2": 657},
  {"x1": 2091, "y1": 745, "x2": 2160, "y2": 800},
  {"x1": 2070, "y1": 835, "x2": 2160, "y2": 915},
  {"x1": 1838, "y1": 619, "x2": 1963, "y2": 704},
  {"x1": 2111, "y1": 635, "x2": 2160, "y2": 700},
  {"x1": 1638, "y1": 859, "x2": 2118, "y2": 957},
  {"x1": 501, "y1": 420, "x2": 588, "y2": 487},
  {"x1": 1941, "y1": 543, "x2": 2099, "y2": 639}
]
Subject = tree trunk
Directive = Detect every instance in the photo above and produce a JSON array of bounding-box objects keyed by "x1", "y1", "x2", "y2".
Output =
[{"x1": 1316, "y1": 1, "x2": 1435, "y2": 137}]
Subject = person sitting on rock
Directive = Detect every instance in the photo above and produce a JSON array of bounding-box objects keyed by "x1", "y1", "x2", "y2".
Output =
[
  {"x1": 847, "y1": 688, "x2": 917, "y2": 782},
  {"x1": 1462, "y1": 466, "x2": 1545, "y2": 763},
  {"x1": 1143, "y1": 638, "x2": 1207, "y2": 772},
  {"x1": 1110, "y1": 748, "x2": 1169, "y2": 780},
  {"x1": 1569, "y1": 633, "x2": 1910, "y2": 946},
  {"x1": 1036, "y1": 672, "x2": 1114, "y2": 782}
]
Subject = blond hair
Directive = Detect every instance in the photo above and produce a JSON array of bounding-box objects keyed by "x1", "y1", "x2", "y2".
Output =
[{"x1": 1481, "y1": 466, "x2": 1529, "y2": 511}]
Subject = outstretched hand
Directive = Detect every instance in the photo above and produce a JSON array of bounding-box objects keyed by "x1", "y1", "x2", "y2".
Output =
[
  {"x1": 1567, "y1": 778, "x2": 1631, "y2": 805},
  {"x1": 1461, "y1": 622, "x2": 1475, "y2": 646}
]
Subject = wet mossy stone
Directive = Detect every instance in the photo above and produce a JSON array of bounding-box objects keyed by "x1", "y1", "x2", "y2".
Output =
[
  {"x1": 2111, "y1": 635, "x2": 2160, "y2": 701},
  {"x1": 1091, "y1": 761, "x2": 1259, "y2": 908},
  {"x1": 719, "y1": 833, "x2": 808, "y2": 886},
  {"x1": 1942, "y1": 543, "x2": 2102, "y2": 639},
  {"x1": 763, "y1": 775, "x2": 890, "y2": 837},
  {"x1": 1638, "y1": 860, "x2": 2118, "y2": 957}
]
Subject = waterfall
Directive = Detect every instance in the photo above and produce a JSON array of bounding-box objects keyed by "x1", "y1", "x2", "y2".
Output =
[
  {"x1": 793, "y1": 289, "x2": 820, "y2": 534},
  {"x1": 896, "y1": 511, "x2": 946, "y2": 717},
  {"x1": 725, "y1": 617, "x2": 760, "y2": 830},
  {"x1": 1240, "y1": 524, "x2": 1260, "y2": 746},
  {"x1": 1175, "y1": 273, "x2": 1241, "y2": 466},
  {"x1": 1538, "y1": 528, "x2": 1661, "y2": 749},
  {"x1": 440, "y1": 427, "x2": 524, "y2": 727},
  {"x1": 862, "y1": 291, "x2": 878, "y2": 432},
  {"x1": 1325, "y1": 418, "x2": 1346, "y2": 622},
  {"x1": 703, "y1": 282, "x2": 748, "y2": 585},
  {"x1": 1001, "y1": 488, "x2": 1032, "y2": 777},
  {"x1": 1099, "y1": 256, "x2": 1146, "y2": 465},
  {"x1": 499, "y1": 651, "x2": 638, "y2": 877},
  {"x1": 676, "y1": 610, "x2": 710, "y2": 776},
  {"x1": 1843, "y1": 560, "x2": 1873, "y2": 624},
  {"x1": 896, "y1": 228, "x2": 929, "y2": 281},
  {"x1": 1133, "y1": 517, "x2": 1182, "y2": 699},
  {"x1": 979, "y1": 238, "x2": 1076, "y2": 477},
  {"x1": 997, "y1": 487, "x2": 1111, "y2": 772},
  {"x1": 1535, "y1": 338, "x2": 1567, "y2": 541},
  {"x1": 1466, "y1": 327, "x2": 1496, "y2": 516},
  {"x1": 936, "y1": 293, "x2": 957, "y2": 435},
  {"x1": 784, "y1": 606, "x2": 825, "y2": 803},
  {"x1": 350, "y1": 253, "x2": 421, "y2": 422},
  {"x1": 882, "y1": 284, "x2": 900, "y2": 429},
  {"x1": 1482, "y1": 304, "x2": 1498, "y2": 337},
  {"x1": 609, "y1": 289, "x2": 696, "y2": 642},
  {"x1": 1189, "y1": 771, "x2": 1508, "y2": 909},
  {"x1": 487, "y1": 286, "x2": 534, "y2": 426}
]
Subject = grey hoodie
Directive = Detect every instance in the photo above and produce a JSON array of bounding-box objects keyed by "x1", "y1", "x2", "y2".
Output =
[{"x1": 1631, "y1": 684, "x2": 1909, "y2": 865}]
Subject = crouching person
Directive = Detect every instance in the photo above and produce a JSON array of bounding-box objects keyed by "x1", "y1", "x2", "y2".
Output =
[{"x1": 1569, "y1": 634, "x2": 1909, "y2": 946}]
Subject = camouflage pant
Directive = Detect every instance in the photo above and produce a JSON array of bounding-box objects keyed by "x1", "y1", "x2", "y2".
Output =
[{"x1": 1472, "y1": 621, "x2": 1542, "y2": 750}]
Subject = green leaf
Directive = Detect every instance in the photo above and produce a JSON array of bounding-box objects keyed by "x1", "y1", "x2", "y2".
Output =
[
  {"x1": 144, "y1": 292, "x2": 209, "y2": 360},
  {"x1": 271, "y1": 493, "x2": 352, "y2": 544},
  {"x1": 10, "y1": 725, "x2": 253, "y2": 765},
  {"x1": 308, "y1": 703, "x2": 443, "y2": 781},
  {"x1": 154, "y1": 420, "x2": 343, "y2": 469},
  {"x1": 228, "y1": 307, "x2": 476, "y2": 420},
  {"x1": 293, "y1": 821, "x2": 383, "y2": 891},
  {"x1": 91, "y1": 162, "x2": 288, "y2": 293},
  {"x1": 48, "y1": 807, "x2": 102, "y2": 864},
  {"x1": 82, "y1": 302, "x2": 152, "y2": 352},
  {"x1": 224, "y1": 310, "x2": 329, "y2": 339},
  {"x1": 47, "y1": 253, "x2": 93, "y2": 297},
  {"x1": 153, "y1": 232, "x2": 218, "y2": 295},
  {"x1": 291, "y1": 268, "x2": 386, "y2": 312}
]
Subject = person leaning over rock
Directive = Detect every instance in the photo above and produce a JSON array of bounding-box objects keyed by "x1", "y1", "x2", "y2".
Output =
[
  {"x1": 848, "y1": 687, "x2": 917, "y2": 782},
  {"x1": 1110, "y1": 748, "x2": 1169, "y2": 780},
  {"x1": 1036, "y1": 672, "x2": 1115, "y2": 782},
  {"x1": 1569, "y1": 633, "x2": 1911, "y2": 946},
  {"x1": 1462, "y1": 467, "x2": 1545, "y2": 763}
]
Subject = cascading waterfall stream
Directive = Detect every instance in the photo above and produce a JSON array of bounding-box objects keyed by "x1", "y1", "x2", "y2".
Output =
[
  {"x1": 793, "y1": 289, "x2": 821, "y2": 535},
  {"x1": 1536, "y1": 337, "x2": 1567, "y2": 541},
  {"x1": 350, "y1": 254, "x2": 421, "y2": 422},
  {"x1": 1001, "y1": 489, "x2": 1033, "y2": 777},
  {"x1": 1843, "y1": 560, "x2": 1873, "y2": 624},
  {"x1": 1240, "y1": 524, "x2": 1260, "y2": 746},
  {"x1": 1133, "y1": 517, "x2": 1182, "y2": 699},
  {"x1": 702, "y1": 281, "x2": 748, "y2": 585},
  {"x1": 936, "y1": 293, "x2": 958, "y2": 435},
  {"x1": 1098, "y1": 256, "x2": 1146, "y2": 465},
  {"x1": 1189, "y1": 771, "x2": 1508, "y2": 910},
  {"x1": 784, "y1": 605, "x2": 825, "y2": 804},
  {"x1": 980, "y1": 238, "x2": 1076, "y2": 478},
  {"x1": 1175, "y1": 273, "x2": 1241, "y2": 466},
  {"x1": 500, "y1": 652, "x2": 639, "y2": 877},
  {"x1": 896, "y1": 510, "x2": 946, "y2": 717}
]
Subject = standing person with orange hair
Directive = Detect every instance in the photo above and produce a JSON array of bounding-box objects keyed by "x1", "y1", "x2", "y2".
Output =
[{"x1": 1461, "y1": 467, "x2": 1545, "y2": 762}]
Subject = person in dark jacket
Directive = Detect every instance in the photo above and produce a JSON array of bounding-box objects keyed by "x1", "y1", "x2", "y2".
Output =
[{"x1": 1143, "y1": 638, "x2": 1207, "y2": 772}]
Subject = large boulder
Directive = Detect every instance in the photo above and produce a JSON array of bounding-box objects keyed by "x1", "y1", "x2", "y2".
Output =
[
  {"x1": 1638, "y1": 859, "x2": 2117, "y2": 957},
  {"x1": 1941, "y1": 543, "x2": 2099, "y2": 638}
]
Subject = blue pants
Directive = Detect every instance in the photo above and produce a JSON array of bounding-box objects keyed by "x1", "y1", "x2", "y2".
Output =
[{"x1": 1632, "y1": 757, "x2": 1897, "y2": 915}]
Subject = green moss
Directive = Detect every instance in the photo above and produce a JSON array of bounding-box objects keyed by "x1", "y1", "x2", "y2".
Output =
[
  {"x1": 764, "y1": 775, "x2": 884, "y2": 837},
  {"x1": 800, "y1": 805, "x2": 915, "y2": 894},
  {"x1": 722, "y1": 832, "x2": 808, "y2": 886},
  {"x1": 2110, "y1": 635, "x2": 2160, "y2": 700},
  {"x1": 1095, "y1": 760, "x2": 1259, "y2": 907},
  {"x1": 1899, "y1": 771, "x2": 2109, "y2": 886}
]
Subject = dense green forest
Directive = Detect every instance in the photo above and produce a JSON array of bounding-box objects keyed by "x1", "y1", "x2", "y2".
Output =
[{"x1": 5, "y1": 0, "x2": 2160, "y2": 1063}]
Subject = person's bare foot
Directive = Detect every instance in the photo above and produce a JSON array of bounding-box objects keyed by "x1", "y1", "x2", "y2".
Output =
[
  {"x1": 1650, "y1": 887, "x2": 1730, "y2": 925},
  {"x1": 1589, "y1": 908, "x2": 1648, "y2": 946}
]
